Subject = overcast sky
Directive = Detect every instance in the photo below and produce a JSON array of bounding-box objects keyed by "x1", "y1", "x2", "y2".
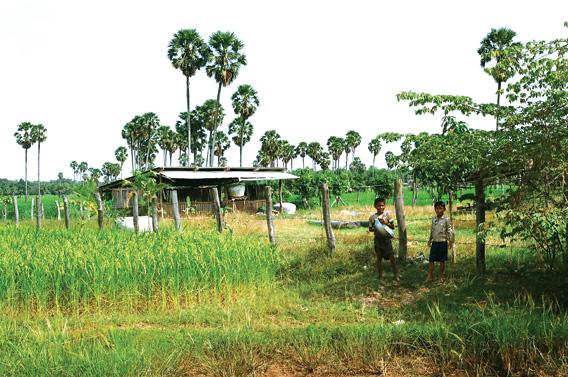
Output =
[{"x1": 1, "y1": 0, "x2": 567, "y2": 180}]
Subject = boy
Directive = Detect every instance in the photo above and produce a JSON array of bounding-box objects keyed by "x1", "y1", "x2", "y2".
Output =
[
  {"x1": 368, "y1": 197, "x2": 399, "y2": 281},
  {"x1": 426, "y1": 201, "x2": 455, "y2": 282}
]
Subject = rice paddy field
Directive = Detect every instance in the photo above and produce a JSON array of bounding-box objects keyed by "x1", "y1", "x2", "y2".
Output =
[{"x1": 0, "y1": 195, "x2": 567, "y2": 376}]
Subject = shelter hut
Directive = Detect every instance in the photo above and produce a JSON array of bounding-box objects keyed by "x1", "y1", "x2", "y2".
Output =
[{"x1": 99, "y1": 167, "x2": 297, "y2": 216}]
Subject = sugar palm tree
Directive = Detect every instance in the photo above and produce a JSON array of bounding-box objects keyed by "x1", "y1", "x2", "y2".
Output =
[
  {"x1": 206, "y1": 31, "x2": 247, "y2": 166},
  {"x1": 31, "y1": 124, "x2": 47, "y2": 229},
  {"x1": 78, "y1": 162, "x2": 89, "y2": 183},
  {"x1": 327, "y1": 136, "x2": 345, "y2": 170},
  {"x1": 114, "y1": 146, "x2": 128, "y2": 179},
  {"x1": 259, "y1": 130, "x2": 281, "y2": 167},
  {"x1": 368, "y1": 137, "x2": 382, "y2": 168},
  {"x1": 213, "y1": 130, "x2": 231, "y2": 166},
  {"x1": 168, "y1": 29, "x2": 210, "y2": 166},
  {"x1": 477, "y1": 27, "x2": 520, "y2": 130},
  {"x1": 345, "y1": 130, "x2": 362, "y2": 165},
  {"x1": 295, "y1": 142, "x2": 308, "y2": 168},
  {"x1": 231, "y1": 84, "x2": 259, "y2": 166},
  {"x1": 228, "y1": 117, "x2": 254, "y2": 167},
  {"x1": 70, "y1": 160, "x2": 79, "y2": 181},
  {"x1": 307, "y1": 142, "x2": 323, "y2": 170},
  {"x1": 197, "y1": 99, "x2": 224, "y2": 166},
  {"x1": 14, "y1": 122, "x2": 34, "y2": 201}
]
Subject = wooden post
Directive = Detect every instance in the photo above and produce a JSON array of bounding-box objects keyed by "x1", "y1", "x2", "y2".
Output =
[
  {"x1": 55, "y1": 200, "x2": 61, "y2": 221},
  {"x1": 412, "y1": 179, "x2": 417, "y2": 208},
  {"x1": 171, "y1": 190, "x2": 181, "y2": 231},
  {"x1": 2, "y1": 203, "x2": 6, "y2": 222},
  {"x1": 210, "y1": 187, "x2": 224, "y2": 233},
  {"x1": 13, "y1": 195, "x2": 19, "y2": 226},
  {"x1": 94, "y1": 191, "x2": 104, "y2": 230},
  {"x1": 63, "y1": 196, "x2": 70, "y2": 229},
  {"x1": 132, "y1": 191, "x2": 139, "y2": 233},
  {"x1": 278, "y1": 180, "x2": 283, "y2": 214},
  {"x1": 394, "y1": 179, "x2": 407, "y2": 261},
  {"x1": 41, "y1": 203, "x2": 45, "y2": 220},
  {"x1": 265, "y1": 186, "x2": 276, "y2": 246},
  {"x1": 36, "y1": 195, "x2": 41, "y2": 229},
  {"x1": 30, "y1": 197, "x2": 34, "y2": 221},
  {"x1": 475, "y1": 178, "x2": 486, "y2": 274},
  {"x1": 151, "y1": 196, "x2": 159, "y2": 232},
  {"x1": 320, "y1": 184, "x2": 336, "y2": 254}
]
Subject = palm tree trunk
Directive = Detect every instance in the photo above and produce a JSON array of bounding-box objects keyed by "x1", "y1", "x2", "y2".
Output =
[
  {"x1": 186, "y1": 75, "x2": 192, "y2": 166},
  {"x1": 372, "y1": 154, "x2": 376, "y2": 168},
  {"x1": 496, "y1": 81, "x2": 502, "y2": 131},
  {"x1": 290, "y1": 159, "x2": 293, "y2": 171},
  {"x1": 240, "y1": 145, "x2": 243, "y2": 167},
  {"x1": 24, "y1": 149, "x2": 28, "y2": 202},
  {"x1": 210, "y1": 82, "x2": 223, "y2": 167},
  {"x1": 302, "y1": 157, "x2": 305, "y2": 168},
  {"x1": 345, "y1": 153, "x2": 348, "y2": 169}
]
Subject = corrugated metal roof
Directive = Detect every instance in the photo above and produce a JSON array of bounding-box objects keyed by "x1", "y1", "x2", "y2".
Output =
[{"x1": 160, "y1": 170, "x2": 297, "y2": 181}]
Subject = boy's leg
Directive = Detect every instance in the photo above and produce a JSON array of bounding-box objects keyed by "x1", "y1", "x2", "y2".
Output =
[
  {"x1": 439, "y1": 262, "x2": 446, "y2": 281},
  {"x1": 377, "y1": 258, "x2": 383, "y2": 280},
  {"x1": 426, "y1": 262, "x2": 434, "y2": 282},
  {"x1": 389, "y1": 255, "x2": 399, "y2": 280}
]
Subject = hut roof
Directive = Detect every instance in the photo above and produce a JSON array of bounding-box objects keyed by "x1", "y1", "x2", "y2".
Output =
[{"x1": 99, "y1": 167, "x2": 298, "y2": 191}]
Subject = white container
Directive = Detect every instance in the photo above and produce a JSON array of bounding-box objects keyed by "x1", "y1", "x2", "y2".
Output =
[
  {"x1": 116, "y1": 216, "x2": 153, "y2": 232},
  {"x1": 228, "y1": 184, "x2": 246, "y2": 198},
  {"x1": 374, "y1": 218, "x2": 394, "y2": 238},
  {"x1": 273, "y1": 202, "x2": 297, "y2": 215}
]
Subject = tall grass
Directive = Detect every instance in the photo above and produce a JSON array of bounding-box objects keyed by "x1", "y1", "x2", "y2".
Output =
[{"x1": 0, "y1": 224, "x2": 279, "y2": 312}]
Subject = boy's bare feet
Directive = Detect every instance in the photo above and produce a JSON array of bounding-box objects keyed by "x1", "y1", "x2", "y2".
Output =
[{"x1": 425, "y1": 277, "x2": 433, "y2": 284}]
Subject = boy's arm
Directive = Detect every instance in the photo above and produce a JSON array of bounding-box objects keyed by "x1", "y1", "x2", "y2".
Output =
[
  {"x1": 447, "y1": 218, "x2": 455, "y2": 247},
  {"x1": 368, "y1": 215, "x2": 374, "y2": 232}
]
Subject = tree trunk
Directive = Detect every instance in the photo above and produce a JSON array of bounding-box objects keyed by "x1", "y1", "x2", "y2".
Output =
[
  {"x1": 302, "y1": 157, "x2": 305, "y2": 169},
  {"x1": 94, "y1": 191, "x2": 104, "y2": 230},
  {"x1": 239, "y1": 145, "x2": 243, "y2": 167},
  {"x1": 171, "y1": 190, "x2": 181, "y2": 231},
  {"x1": 345, "y1": 153, "x2": 348, "y2": 169},
  {"x1": 63, "y1": 196, "x2": 70, "y2": 229},
  {"x1": 30, "y1": 197, "x2": 34, "y2": 221},
  {"x1": 151, "y1": 195, "x2": 158, "y2": 232},
  {"x1": 13, "y1": 195, "x2": 19, "y2": 226},
  {"x1": 394, "y1": 179, "x2": 407, "y2": 261},
  {"x1": 372, "y1": 155, "x2": 376, "y2": 169},
  {"x1": 475, "y1": 178, "x2": 486, "y2": 274},
  {"x1": 320, "y1": 183, "x2": 336, "y2": 255},
  {"x1": 25, "y1": 149, "x2": 28, "y2": 202},
  {"x1": 186, "y1": 75, "x2": 192, "y2": 166},
  {"x1": 412, "y1": 179, "x2": 417, "y2": 208},
  {"x1": 210, "y1": 82, "x2": 222, "y2": 167},
  {"x1": 496, "y1": 81, "x2": 501, "y2": 131},
  {"x1": 278, "y1": 180, "x2": 283, "y2": 214},
  {"x1": 2, "y1": 204, "x2": 6, "y2": 222},
  {"x1": 132, "y1": 191, "x2": 139, "y2": 233},
  {"x1": 36, "y1": 195, "x2": 41, "y2": 229},
  {"x1": 265, "y1": 186, "x2": 275, "y2": 246},
  {"x1": 211, "y1": 187, "x2": 223, "y2": 233}
]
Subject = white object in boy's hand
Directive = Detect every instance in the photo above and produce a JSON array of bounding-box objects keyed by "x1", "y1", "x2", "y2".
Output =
[{"x1": 374, "y1": 218, "x2": 394, "y2": 238}]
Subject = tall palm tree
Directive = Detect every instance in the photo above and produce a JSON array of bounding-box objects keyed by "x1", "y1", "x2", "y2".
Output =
[
  {"x1": 196, "y1": 99, "x2": 224, "y2": 166},
  {"x1": 368, "y1": 137, "x2": 382, "y2": 168},
  {"x1": 114, "y1": 147, "x2": 128, "y2": 179},
  {"x1": 231, "y1": 84, "x2": 259, "y2": 166},
  {"x1": 295, "y1": 142, "x2": 308, "y2": 168},
  {"x1": 78, "y1": 162, "x2": 89, "y2": 183},
  {"x1": 156, "y1": 125, "x2": 171, "y2": 167},
  {"x1": 280, "y1": 141, "x2": 296, "y2": 170},
  {"x1": 228, "y1": 117, "x2": 254, "y2": 167},
  {"x1": 206, "y1": 31, "x2": 247, "y2": 166},
  {"x1": 259, "y1": 130, "x2": 281, "y2": 167},
  {"x1": 14, "y1": 122, "x2": 34, "y2": 201},
  {"x1": 327, "y1": 136, "x2": 345, "y2": 169},
  {"x1": 30, "y1": 124, "x2": 46, "y2": 229},
  {"x1": 307, "y1": 142, "x2": 323, "y2": 170},
  {"x1": 477, "y1": 27, "x2": 520, "y2": 130},
  {"x1": 70, "y1": 160, "x2": 79, "y2": 181},
  {"x1": 213, "y1": 130, "x2": 231, "y2": 166},
  {"x1": 345, "y1": 130, "x2": 362, "y2": 166},
  {"x1": 168, "y1": 29, "x2": 210, "y2": 166}
]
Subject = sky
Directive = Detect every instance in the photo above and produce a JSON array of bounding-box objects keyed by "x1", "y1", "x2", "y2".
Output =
[{"x1": 1, "y1": 0, "x2": 567, "y2": 180}]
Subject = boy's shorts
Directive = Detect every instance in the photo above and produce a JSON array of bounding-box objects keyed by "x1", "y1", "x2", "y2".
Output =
[
  {"x1": 429, "y1": 241, "x2": 448, "y2": 262},
  {"x1": 374, "y1": 237, "x2": 394, "y2": 260}
]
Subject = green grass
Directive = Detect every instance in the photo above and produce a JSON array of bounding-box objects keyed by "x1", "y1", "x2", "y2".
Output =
[{"x1": 0, "y1": 206, "x2": 566, "y2": 376}]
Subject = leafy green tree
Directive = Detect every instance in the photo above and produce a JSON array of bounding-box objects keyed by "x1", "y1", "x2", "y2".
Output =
[
  {"x1": 114, "y1": 147, "x2": 128, "y2": 179},
  {"x1": 168, "y1": 29, "x2": 210, "y2": 165},
  {"x1": 280, "y1": 140, "x2": 296, "y2": 170},
  {"x1": 194, "y1": 100, "x2": 225, "y2": 166},
  {"x1": 368, "y1": 137, "x2": 382, "y2": 168},
  {"x1": 307, "y1": 142, "x2": 323, "y2": 170},
  {"x1": 228, "y1": 117, "x2": 253, "y2": 166},
  {"x1": 231, "y1": 84, "x2": 259, "y2": 166},
  {"x1": 295, "y1": 142, "x2": 308, "y2": 168},
  {"x1": 326, "y1": 136, "x2": 345, "y2": 169},
  {"x1": 477, "y1": 27, "x2": 521, "y2": 130},
  {"x1": 78, "y1": 162, "x2": 89, "y2": 183},
  {"x1": 70, "y1": 160, "x2": 79, "y2": 181},
  {"x1": 88, "y1": 168, "x2": 102, "y2": 184},
  {"x1": 213, "y1": 130, "x2": 231, "y2": 165},
  {"x1": 259, "y1": 130, "x2": 282, "y2": 167},
  {"x1": 14, "y1": 122, "x2": 34, "y2": 201},
  {"x1": 206, "y1": 31, "x2": 247, "y2": 166}
]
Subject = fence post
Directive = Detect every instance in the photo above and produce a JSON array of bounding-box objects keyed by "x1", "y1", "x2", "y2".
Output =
[
  {"x1": 171, "y1": 190, "x2": 181, "y2": 231},
  {"x1": 151, "y1": 195, "x2": 159, "y2": 232},
  {"x1": 13, "y1": 195, "x2": 19, "y2": 226},
  {"x1": 63, "y1": 196, "x2": 70, "y2": 229},
  {"x1": 278, "y1": 180, "x2": 283, "y2": 214},
  {"x1": 321, "y1": 183, "x2": 336, "y2": 254},
  {"x1": 265, "y1": 186, "x2": 276, "y2": 246},
  {"x1": 55, "y1": 200, "x2": 61, "y2": 221},
  {"x1": 36, "y1": 195, "x2": 42, "y2": 229},
  {"x1": 210, "y1": 187, "x2": 223, "y2": 233},
  {"x1": 132, "y1": 191, "x2": 139, "y2": 233},
  {"x1": 30, "y1": 197, "x2": 34, "y2": 221},
  {"x1": 394, "y1": 178, "x2": 407, "y2": 261},
  {"x1": 94, "y1": 191, "x2": 104, "y2": 230}
]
